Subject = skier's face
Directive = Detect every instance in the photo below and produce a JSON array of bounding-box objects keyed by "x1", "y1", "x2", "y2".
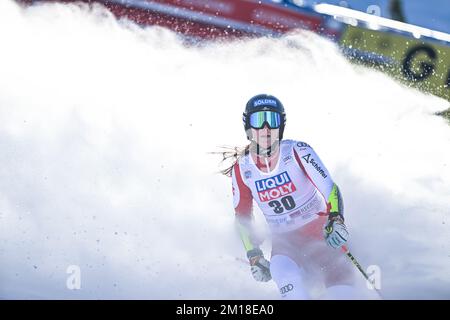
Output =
[{"x1": 251, "y1": 124, "x2": 279, "y2": 150}]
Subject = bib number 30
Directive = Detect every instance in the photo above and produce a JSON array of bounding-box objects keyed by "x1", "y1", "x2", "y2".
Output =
[{"x1": 268, "y1": 196, "x2": 296, "y2": 214}]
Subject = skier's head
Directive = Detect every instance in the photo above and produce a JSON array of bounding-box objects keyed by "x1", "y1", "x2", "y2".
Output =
[{"x1": 243, "y1": 94, "x2": 286, "y2": 150}]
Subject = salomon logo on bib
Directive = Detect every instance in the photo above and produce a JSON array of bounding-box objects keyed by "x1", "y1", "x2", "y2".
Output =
[
  {"x1": 253, "y1": 99, "x2": 277, "y2": 107},
  {"x1": 255, "y1": 171, "x2": 297, "y2": 202}
]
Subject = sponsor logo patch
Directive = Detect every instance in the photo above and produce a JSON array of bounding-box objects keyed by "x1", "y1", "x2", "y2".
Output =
[
  {"x1": 253, "y1": 99, "x2": 277, "y2": 107},
  {"x1": 297, "y1": 142, "x2": 310, "y2": 148},
  {"x1": 289, "y1": 194, "x2": 321, "y2": 220},
  {"x1": 301, "y1": 153, "x2": 328, "y2": 179},
  {"x1": 255, "y1": 171, "x2": 296, "y2": 202},
  {"x1": 280, "y1": 283, "x2": 294, "y2": 295},
  {"x1": 282, "y1": 155, "x2": 292, "y2": 163},
  {"x1": 244, "y1": 170, "x2": 252, "y2": 179}
]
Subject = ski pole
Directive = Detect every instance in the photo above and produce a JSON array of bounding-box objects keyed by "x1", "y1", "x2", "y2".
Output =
[{"x1": 340, "y1": 245, "x2": 383, "y2": 299}]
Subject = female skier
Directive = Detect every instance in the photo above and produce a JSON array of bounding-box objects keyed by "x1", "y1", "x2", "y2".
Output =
[{"x1": 225, "y1": 94, "x2": 358, "y2": 299}]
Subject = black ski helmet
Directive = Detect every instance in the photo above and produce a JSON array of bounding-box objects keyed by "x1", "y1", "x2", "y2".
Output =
[{"x1": 243, "y1": 94, "x2": 286, "y2": 140}]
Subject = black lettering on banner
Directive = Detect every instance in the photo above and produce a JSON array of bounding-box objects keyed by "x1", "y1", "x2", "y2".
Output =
[
  {"x1": 446, "y1": 69, "x2": 450, "y2": 88},
  {"x1": 402, "y1": 45, "x2": 436, "y2": 81},
  {"x1": 268, "y1": 196, "x2": 296, "y2": 214}
]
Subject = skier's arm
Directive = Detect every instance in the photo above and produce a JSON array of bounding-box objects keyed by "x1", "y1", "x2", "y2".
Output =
[
  {"x1": 231, "y1": 163, "x2": 259, "y2": 251},
  {"x1": 327, "y1": 183, "x2": 344, "y2": 219},
  {"x1": 236, "y1": 216, "x2": 258, "y2": 252},
  {"x1": 234, "y1": 206, "x2": 271, "y2": 281},
  {"x1": 231, "y1": 163, "x2": 271, "y2": 281},
  {"x1": 293, "y1": 142, "x2": 344, "y2": 219},
  {"x1": 293, "y1": 142, "x2": 348, "y2": 249}
]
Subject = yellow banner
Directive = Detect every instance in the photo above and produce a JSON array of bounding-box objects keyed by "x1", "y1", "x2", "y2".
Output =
[{"x1": 340, "y1": 25, "x2": 450, "y2": 101}]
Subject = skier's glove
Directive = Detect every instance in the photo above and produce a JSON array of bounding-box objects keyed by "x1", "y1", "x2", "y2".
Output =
[
  {"x1": 247, "y1": 248, "x2": 271, "y2": 282},
  {"x1": 323, "y1": 212, "x2": 348, "y2": 249}
]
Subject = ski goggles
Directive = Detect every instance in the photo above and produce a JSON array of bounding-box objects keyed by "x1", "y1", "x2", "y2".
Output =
[{"x1": 248, "y1": 111, "x2": 282, "y2": 129}]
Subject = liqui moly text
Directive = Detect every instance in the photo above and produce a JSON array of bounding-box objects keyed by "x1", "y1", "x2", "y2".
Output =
[{"x1": 255, "y1": 171, "x2": 296, "y2": 202}]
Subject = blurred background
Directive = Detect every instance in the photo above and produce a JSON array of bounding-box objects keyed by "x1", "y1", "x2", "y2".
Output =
[
  {"x1": 21, "y1": 0, "x2": 450, "y2": 104},
  {"x1": 1, "y1": 0, "x2": 449, "y2": 299},
  {"x1": 312, "y1": 0, "x2": 449, "y2": 33}
]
